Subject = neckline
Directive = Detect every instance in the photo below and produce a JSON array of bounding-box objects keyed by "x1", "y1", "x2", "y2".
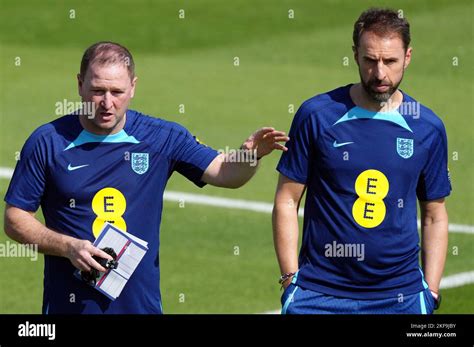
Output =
[
  {"x1": 75, "y1": 110, "x2": 132, "y2": 136},
  {"x1": 346, "y1": 84, "x2": 406, "y2": 114}
]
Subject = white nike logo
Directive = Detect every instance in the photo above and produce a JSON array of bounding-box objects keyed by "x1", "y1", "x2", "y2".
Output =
[
  {"x1": 333, "y1": 140, "x2": 354, "y2": 148},
  {"x1": 67, "y1": 164, "x2": 89, "y2": 171}
]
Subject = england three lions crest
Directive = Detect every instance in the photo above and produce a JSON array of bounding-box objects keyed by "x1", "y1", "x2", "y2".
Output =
[
  {"x1": 131, "y1": 153, "x2": 149, "y2": 174},
  {"x1": 396, "y1": 138, "x2": 414, "y2": 159}
]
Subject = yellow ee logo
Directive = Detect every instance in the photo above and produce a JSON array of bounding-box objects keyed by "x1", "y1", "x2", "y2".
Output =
[
  {"x1": 91, "y1": 187, "x2": 127, "y2": 237},
  {"x1": 352, "y1": 169, "x2": 389, "y2": 228}
]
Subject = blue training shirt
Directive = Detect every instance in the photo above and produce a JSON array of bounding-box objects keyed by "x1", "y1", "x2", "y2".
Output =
[
  {"x1": 277, "y1": 84, "x2": 451, "y2": 299},
  {"x1": 5, "y1": 110, "x2": 219, "y2": 313}
]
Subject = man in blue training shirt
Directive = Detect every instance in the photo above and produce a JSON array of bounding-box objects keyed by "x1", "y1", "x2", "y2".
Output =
[
  {"x1": 274, "y1": 8, "x2": 451, "y2": 314},
  {"x1": 4, "y1": 41, "x2": 289, "y2": 314}
]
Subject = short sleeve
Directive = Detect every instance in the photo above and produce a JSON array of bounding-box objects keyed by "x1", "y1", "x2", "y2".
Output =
[
  {"x1": 276, "y1": 103, "x2": 314, "y2": 184},
  {"x1": 171, "y1": 128, "x2": 220, "y2": 187},
  {"x1": 4, "y1": 128, "x2": 48, "y2": 211},
  {"x1": 416, "y1": 123, "x2": 452, "y2": 201}
]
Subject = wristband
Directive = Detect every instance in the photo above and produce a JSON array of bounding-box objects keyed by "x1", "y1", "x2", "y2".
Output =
[
  {"x1": 430, "y1": 290, "x2": 442, "y2": 310},
  {"x1": 278, "y1": 272, "x2": 296, "y2": 286}
]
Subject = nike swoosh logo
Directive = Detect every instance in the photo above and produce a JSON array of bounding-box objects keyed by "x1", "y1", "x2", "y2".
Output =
[
  {"x1": 333, "y1": 140, "x2": 354, "y2": 148},
  {"x1": 67, "y1": 164, "x2": 89, "y2": 171}
]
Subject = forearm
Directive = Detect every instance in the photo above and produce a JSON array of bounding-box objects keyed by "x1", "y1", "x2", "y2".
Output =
[
  {"x1": 219, "y1": 153, "x2": 259, "y2": 188},
  {"x1": 202, "y1": 153, "x2": 259, "y2": 188},
  {"x1": 4, "y1": 206, "x2": 73, "y2": 257},
  {"x1": 272, "y1": 203, "x2": 299, "y2": 276},
  {"x1": 421, "y1": 214, "x2": 448, "y2": 292}
]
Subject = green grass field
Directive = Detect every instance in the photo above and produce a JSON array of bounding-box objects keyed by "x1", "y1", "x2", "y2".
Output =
[{"x1": 0, "y1": 0, "x2": 472, "y2": 313}]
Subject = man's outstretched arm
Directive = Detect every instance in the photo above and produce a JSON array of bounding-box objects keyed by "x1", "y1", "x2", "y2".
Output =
[{"x1": 201, "y1": 127, "x2": 289, "y2": 188}]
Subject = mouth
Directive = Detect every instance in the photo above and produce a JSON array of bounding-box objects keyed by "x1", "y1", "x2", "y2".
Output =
[
  {"x1": 373, "y1": 84, "x2": 390, "y2": 92},
  {"x1": 98, "y1": 111, "x2": 115, "y2": 122}
]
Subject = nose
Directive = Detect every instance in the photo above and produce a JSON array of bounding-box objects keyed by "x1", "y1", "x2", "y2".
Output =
[
  {"x1": 374, "y1": 61, "x2": 387, "y2": 81},
  {"x1": 100, "y1": 91, "x2": 113, "y2": 110}
]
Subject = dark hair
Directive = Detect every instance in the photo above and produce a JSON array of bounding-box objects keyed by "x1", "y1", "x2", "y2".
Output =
[
  {"x1": 353, "y1": 8, "x2": 410, "y2": 50},
  {"x1": 79, "y1": 41, "x2": 135, "y2": 80}
]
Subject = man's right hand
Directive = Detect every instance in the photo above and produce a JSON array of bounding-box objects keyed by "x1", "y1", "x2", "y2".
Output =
[
  {"x1": 281, "y1": 274, "x2": 296, "y2": 290},
  {"x1": 4, "y1": 204, "x2": 114, "y2": 273},
  {"x1": 66, "y1": 238, "x2": 113, "y2": 273}
]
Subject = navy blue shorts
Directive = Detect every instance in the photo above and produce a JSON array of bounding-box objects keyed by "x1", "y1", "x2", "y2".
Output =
[{"x1": 281, "y1": 283, "x2": 436, "y2": 314}]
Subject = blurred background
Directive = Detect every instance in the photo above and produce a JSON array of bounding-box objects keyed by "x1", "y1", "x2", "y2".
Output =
[{"x1": 0, "y1": 0, "x2": 472, "y2": 313}]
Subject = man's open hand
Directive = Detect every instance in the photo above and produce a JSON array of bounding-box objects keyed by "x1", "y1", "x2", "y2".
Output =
[{"x1": 241, "y1": 127, "x2": 289, "y2": 159}]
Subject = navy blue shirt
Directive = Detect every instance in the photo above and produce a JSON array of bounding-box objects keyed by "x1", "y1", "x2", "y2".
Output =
[
  {"x1": 5, "y1": 110, "x2": 219, "y2": 313},
  {"x1": 277, "y1": 85, "x2": 451, "y2": 299}
]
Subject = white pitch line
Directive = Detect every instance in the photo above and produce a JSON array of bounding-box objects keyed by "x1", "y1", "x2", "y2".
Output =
[
  {"x1": 439, "y1": 270, "x2": 474, "y2": 289},
  {"x1": 1, "y1": 167, "x2": 473, "y2": 310},
  {"x1": 0, "y1": 167, "x2": 14, "y2": 178},
  {"x1": 164, "y1": 191, "x2": 275, "y2": 214},
  {"x1": 1, "y1": 167, "x2": 473, "y2": 234},
  {"x1": 262, "y1": 271, "x2": 474, "y2": 314},
  {"x1": 169, "y1": 190, "x2": 474, "y2": 312},
  {"x1": 164, "y1": 191, "x2": 474, "y2": 235}
]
